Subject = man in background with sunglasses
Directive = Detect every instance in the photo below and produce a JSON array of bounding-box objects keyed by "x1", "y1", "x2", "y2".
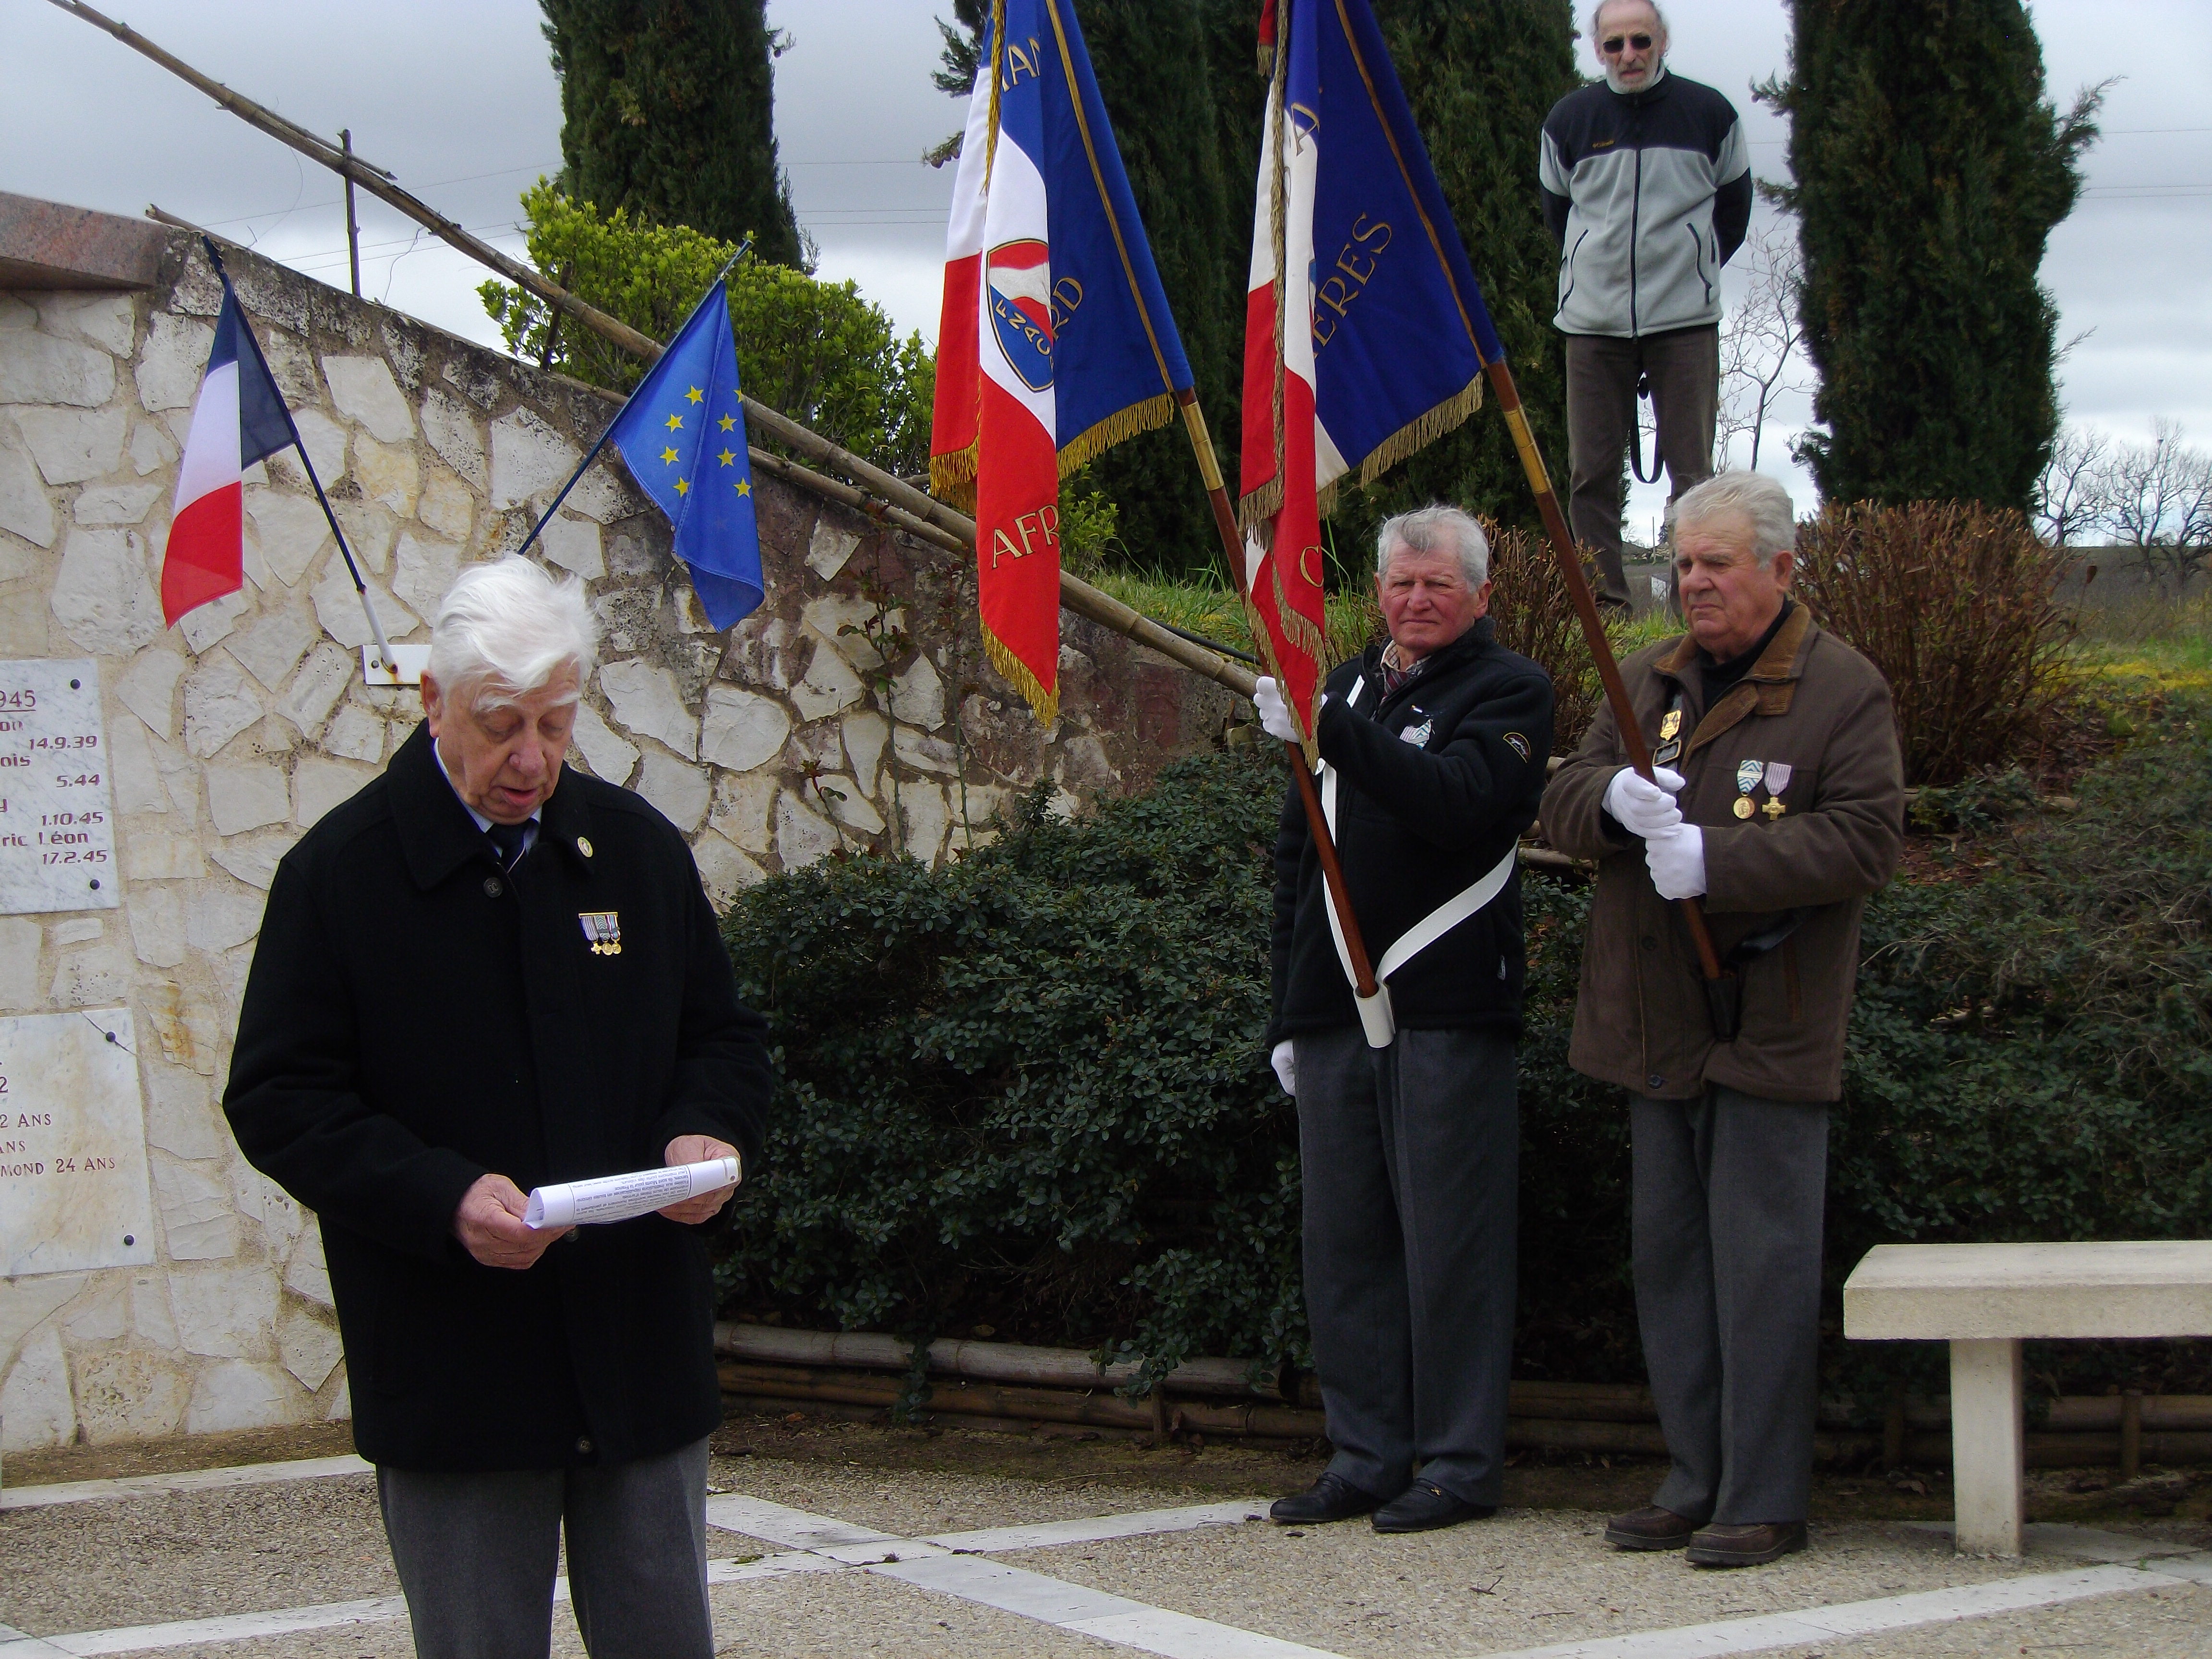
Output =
[{"x1": 1540, "y1": 2, "x2": 1752, "y2": 613}]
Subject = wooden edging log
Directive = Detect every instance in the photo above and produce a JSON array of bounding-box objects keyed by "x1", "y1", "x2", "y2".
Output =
[{"x1": 715, "y1": 1325, "x2": 2212, "y2": 1467}]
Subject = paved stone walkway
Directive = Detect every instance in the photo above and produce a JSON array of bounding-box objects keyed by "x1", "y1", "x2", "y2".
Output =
[{"x1": 1, "y1": 1453, "x2": 2207, "y2": 1657}]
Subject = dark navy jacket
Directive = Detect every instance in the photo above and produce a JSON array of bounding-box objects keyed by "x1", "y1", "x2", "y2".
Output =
[
  {"x1": 1539, "y1": 70, "x2": 1752, "y2": 337},
  {"x1": 225, "y1": 722, "x2": 771, "y2": 1472},
  {"x1": 1270, "y1": 621, "x2": 1554, "y2": 1043}
]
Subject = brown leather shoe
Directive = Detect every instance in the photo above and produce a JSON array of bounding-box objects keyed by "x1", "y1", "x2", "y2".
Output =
[
  {"x1": 1686, "y1": 1520, "x2": 1808, "y2": 1567},
  {"x1": 1604, "y1": 1505, "x2": 1699, "y2": 1550}
]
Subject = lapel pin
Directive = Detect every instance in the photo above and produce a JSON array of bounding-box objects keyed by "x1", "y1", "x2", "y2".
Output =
[{"x1": 576, "y1": 836, "x2": 593, "y2": 859}]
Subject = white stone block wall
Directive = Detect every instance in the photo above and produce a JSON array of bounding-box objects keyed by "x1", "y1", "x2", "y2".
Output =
[{"x1": 0, "y1": 233, "x2": 1233, "y2": 1451}]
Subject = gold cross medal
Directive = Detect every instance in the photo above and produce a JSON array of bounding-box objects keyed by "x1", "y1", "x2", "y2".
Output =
[
  {"x1": 1734, "y1": 758, "x2": 1762, "y2": 818},
  {"x1": 579, "y1": 912, "x2": 622, "y2": 956},
  {"x1": 1761, "y1": 760, "x2": 1793, "y2": 819}
]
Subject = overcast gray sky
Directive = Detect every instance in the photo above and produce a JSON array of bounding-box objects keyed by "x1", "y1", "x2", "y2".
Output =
[{"x1": 4, "y1": 0, "x2": 2203, "y2": 536}]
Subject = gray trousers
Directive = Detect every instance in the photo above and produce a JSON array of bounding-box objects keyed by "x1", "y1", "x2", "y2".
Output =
[
  {"x1": 1295, "y1": 1025, "x2": 1518, "y2": 1506},
  {"x1": 1633, "y1": 1090, "x2": 1828, "y2": 1526},
  {"x1": 1565, "y1": 325, "x2": 1720, "y2": 608},
  {"x1": 376, "y1": 1438, "x2": 712, "y2": 1659}
]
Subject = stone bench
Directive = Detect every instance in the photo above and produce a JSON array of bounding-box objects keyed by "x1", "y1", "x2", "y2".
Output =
[{"x1": 1843, "y1": 1240, "x2": 2212, "y2": 1556}]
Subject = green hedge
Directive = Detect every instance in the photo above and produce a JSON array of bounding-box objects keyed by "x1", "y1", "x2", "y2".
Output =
[{"x1": 715, "y1": 705, "x2": 2212, "y2": 1398}]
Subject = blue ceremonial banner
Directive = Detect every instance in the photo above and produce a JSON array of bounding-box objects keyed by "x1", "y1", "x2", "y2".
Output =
[
  {"x1": 1251, "y1": 0, "x2": 1508, "y2": 512},
  {"x1": 608, "y1": 280, "x2": 763, "y2": 629},
  {"x1": 930, "y1": 0, "x2": 1197, "y2": 507}
]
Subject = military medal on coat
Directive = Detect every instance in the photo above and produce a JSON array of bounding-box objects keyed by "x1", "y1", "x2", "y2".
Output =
[
  {"x1": 1762, "y1": 760, "x2": 1792, "y2": 819},
  {"x1": 579, "y1": 911, "x2": 622, "y2": 955},
  {"x1": 1734, "y1": 757, "x2": 1762, "y2": 818}
]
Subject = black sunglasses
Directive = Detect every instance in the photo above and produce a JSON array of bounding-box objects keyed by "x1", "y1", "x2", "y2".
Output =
[{"x1": 1601, "y1": 33, "x2": 1655, "y2": 53}]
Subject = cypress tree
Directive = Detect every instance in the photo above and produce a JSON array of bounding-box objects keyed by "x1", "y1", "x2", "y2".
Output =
[
  {"x1": 1338, "y1": 0, "x2": 1581, "y2": 562},
  {"x1": 542, "y1": 0, "x2": 805, "y2": 269},
  {"x1": 1764, "y1": 0, "x2": 2099, "y2": 510}
]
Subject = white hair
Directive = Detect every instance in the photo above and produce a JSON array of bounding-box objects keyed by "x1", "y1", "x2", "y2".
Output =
[
  {"x1": 427, "y1": 556, "x2": 596, "y2": 709},
  {"x1": 1587, "y1": 0, "x2": 1668, "y2": 42},
  {"x1": 1672, "y1": 472, "x2": 1798, "y2": 568},
  {"x1": 1377, "y1": 505, "x2": 1490, "y2": 588}
]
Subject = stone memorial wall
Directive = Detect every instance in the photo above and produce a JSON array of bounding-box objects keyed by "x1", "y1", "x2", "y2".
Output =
[{"x1": 0, "y1": 196, "x2": 1236, "y2": 1451}]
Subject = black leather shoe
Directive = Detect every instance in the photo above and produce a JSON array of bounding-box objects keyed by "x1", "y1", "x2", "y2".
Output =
[
  {"x1": 1686, "y1": 1520, "x2": 1808, "y2": 1567},
  {"x1": 1371, "y1": 1479, "x2": 1496, "y2": 1534},
  {"x1": 1269, "y1": 1472, "x2": 1389, "y2": 1526},
  {"x1": 1605, "y1": 1505, "x2": 1701, "y2": 1551}
]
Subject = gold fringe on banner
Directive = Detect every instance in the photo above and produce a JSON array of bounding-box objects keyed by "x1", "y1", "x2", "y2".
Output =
[
  {"x1": 1238, "y1": 476, "x2": 1284, "y2": 533},
  {"x1": 1057, "y1": 393, "x2": 1174, "y2": 478},
  {"x1": 981, "y1": 620, "x2": 1059, "y2": 726},
  {"x1": 930, "y1": 445, "x2": 979, "y2": 514},
  {"x1": 1356, "y1": 374, "x2": 1485, "y2": 489}
]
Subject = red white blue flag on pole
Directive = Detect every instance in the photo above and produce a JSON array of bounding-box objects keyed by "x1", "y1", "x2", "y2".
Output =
[
  {"x1": 930, "y1": 0, "x2": 1196, "y2": 723},
  {"x1": 1239, "y1": 0, "x2": 1506, "y2": 739},
  {"x1": 163, "y1": 286, "x2": 294, "y2": 624}
]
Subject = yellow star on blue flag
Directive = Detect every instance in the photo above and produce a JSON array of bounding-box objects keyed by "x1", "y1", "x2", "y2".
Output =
[{"x1": 606, "y1": 279, "x2": 763, "y2": 628}]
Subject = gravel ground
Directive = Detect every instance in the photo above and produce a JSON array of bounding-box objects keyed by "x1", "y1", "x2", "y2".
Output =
[
  {"x1": 1754, "y1": 1579, "x2": 2212, "y2": 1659},
  {"x1": 1003, "y1": 1512, "x2": 2107, "y2": 1658},
  {"x1": 3, "y1": 1448, "x2": 2203, "y2": 1659},
  {"x1": 0, "y1": 1471, "x2": 395, "y2": 1635}
]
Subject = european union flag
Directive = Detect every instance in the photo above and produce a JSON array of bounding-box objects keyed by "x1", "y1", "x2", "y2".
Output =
[{"x1": 608, "y1": 280, "x2": 763, "y2": 628}]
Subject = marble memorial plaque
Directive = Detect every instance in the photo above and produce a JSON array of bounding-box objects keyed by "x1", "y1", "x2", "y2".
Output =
[
  {"x1": 0, "y1": 659, "x2": 120, "y2": 914},
  {"x1": 0, "y1": 1007, "x2": 155, "y2": 1277}
]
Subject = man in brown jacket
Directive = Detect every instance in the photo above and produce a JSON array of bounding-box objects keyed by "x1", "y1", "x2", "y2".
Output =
[{"x1": 1543, "y1": 471, "x2": 1903, "y2": 1567}]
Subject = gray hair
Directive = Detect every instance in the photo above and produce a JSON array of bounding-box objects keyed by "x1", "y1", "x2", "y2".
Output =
[
  {"x1": 1671, "y1": 471, "x2": 1798, "y2": 567},
  {"x1": 1377, "y1": 505, "x2": 1491, "y2": 588},
  {"x1": 427, "y1": 556, "x2": 596, "y2": 709},
  {"x1": 1587, "y1": 0, "x2": 1668, "y2": 43}
]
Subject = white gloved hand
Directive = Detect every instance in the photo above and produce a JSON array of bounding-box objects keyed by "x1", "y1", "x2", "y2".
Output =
[
  {"x1": 1604, "y1": 765, "x2": 1687, "y2": 839},
  {"x1": 1270, "y1": 1039, "x2": 1297, "y2": 1096},
  {"x1": 1645, "y1": 823, "x2": 1707, "y2": 900},
  {"x1": 1253, "y1": 677, "x2": 1300, "y2": 744}
]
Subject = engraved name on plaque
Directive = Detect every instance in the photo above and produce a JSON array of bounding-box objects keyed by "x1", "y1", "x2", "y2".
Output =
[
  {"x1": 0, "y1": 1007, "x2": 155, "y2": 1277},
  {"x1": 0, "y1": 659, "x2": 120, "y2": 915}
]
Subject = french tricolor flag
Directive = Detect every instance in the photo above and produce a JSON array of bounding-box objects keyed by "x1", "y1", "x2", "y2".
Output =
[{"x1": 163, "y1": 287, "x2": 295, "y2": 625}]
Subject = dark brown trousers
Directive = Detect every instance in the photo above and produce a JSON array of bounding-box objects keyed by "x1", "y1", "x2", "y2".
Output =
[{"x1": 1564, "y1": 325, "x2": 1720, "y2": 608}]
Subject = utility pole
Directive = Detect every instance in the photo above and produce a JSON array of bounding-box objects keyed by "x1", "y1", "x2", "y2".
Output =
[{"x1": 340, "y1": 128, "x2": 361, "y2": 298}]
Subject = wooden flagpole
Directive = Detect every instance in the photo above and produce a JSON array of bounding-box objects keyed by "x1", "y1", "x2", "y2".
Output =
[
  {"x1": 1172, "y1": 390, "x2": 1382, "y2": 1005},
  {"x1": 1480, "y1": 363, "x2": 1729, "y2": 989}
]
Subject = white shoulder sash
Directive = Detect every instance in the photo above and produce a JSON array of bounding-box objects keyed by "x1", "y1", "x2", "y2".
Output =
[{"x1": 1316, "y1": 673, "x2": 1519, "y2": 993}]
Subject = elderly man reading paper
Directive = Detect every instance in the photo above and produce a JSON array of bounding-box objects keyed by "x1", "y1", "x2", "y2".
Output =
[
  {"x1": 1254, "y1": 506, "x2": 1554, "y2": 1534},
  {"x1": 1544, "y1": 471, "x2": 1902, "y2": 1567},
  {"x1": 225, "y1": 556, "x2": 770, "y2": 1658}
]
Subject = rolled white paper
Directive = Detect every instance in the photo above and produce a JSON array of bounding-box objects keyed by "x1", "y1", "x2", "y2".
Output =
[{"x1": 524, "y1": 1156, "x2": 740, "y2": 1230}]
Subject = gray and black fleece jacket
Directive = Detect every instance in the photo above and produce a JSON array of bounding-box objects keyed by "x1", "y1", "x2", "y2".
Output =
[{"x1": 1539, "y1": 68, "x2": 1752, "y2": 338}]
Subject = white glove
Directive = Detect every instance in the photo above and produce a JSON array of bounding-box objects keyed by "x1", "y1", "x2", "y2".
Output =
[
  {"x1": 1604, "y1": 765, "x2": 1687, "y2": 839},
  {"x1": 1645, "y1": 823, "x2": 1707, "y2": 900},
  {"x1": 1270, "y1": 1039, "x2": 1297, "y2": 1096},
  {"x1": 1253, "y1": 677, "x2": 1299, "y2": 743}
]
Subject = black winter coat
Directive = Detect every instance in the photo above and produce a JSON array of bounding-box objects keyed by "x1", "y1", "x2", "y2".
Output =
[
  {"x1": 1270, "y1": 621, "x2": 1554, "y2": 1043},
  {"x1": 224, "y1": 723, "x2": 771, "y2": 1472}
]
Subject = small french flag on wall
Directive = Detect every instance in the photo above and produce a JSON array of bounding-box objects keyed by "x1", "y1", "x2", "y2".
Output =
[{"x1": 162, "y1": 284, "x2": 294, "y2": 625}]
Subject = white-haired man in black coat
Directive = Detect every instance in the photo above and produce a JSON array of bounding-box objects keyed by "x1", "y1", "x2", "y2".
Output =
[{"x1": 227, "y1": 556, "x2": 770, "y2": 1659}]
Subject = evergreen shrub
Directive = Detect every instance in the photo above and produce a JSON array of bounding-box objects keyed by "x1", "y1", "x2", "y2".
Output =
[{"x1": 714, "y1": 709, "x2": 2212, "y2": 1396}]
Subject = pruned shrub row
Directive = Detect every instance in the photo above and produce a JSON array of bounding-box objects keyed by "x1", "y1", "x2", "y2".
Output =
[{"x1": 715, "y1": 709, "x2": 2212, "y2": 1398}]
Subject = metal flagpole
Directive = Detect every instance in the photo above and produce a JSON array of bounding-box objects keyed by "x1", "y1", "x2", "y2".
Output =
[
  {"x1": 198, "y1": 237, "x2": 396, "y2": 674},
  {"x1": 507, "y1": 243, "x2": 750, "y2": 565}
]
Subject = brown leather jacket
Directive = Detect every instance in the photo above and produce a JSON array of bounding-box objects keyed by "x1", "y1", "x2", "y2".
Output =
[{"x1": 1542, "y1": 606, "x2": 1904, "y2": 1102}]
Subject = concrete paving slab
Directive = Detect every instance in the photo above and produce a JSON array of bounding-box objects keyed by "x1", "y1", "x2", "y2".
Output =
[{"x1": 1003, "y1": 1511, "x2": 2084, "y2": 1659}]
